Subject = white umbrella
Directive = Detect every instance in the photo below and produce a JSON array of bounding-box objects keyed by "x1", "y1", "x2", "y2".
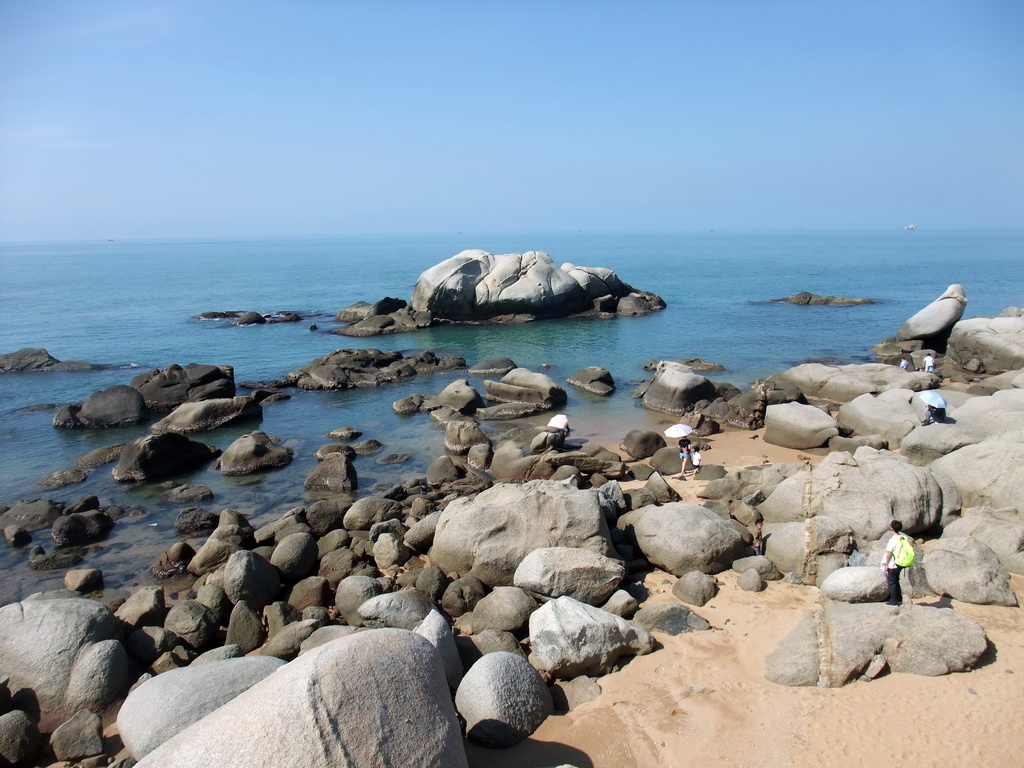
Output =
[
  {"x1": 918, "y1": 391, "x2": 947, "y2": 409},
  {"x1": 664, "y1": 424, "x2": 693, "y2": 438},
  {"x1": 547, "y1": 414, "x2": 569, "y2": 430}
]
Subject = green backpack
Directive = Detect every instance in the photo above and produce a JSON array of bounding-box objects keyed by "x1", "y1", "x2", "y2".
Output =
[{"x1": 892, "y1": 534, "x2": 916, "y2": 567}]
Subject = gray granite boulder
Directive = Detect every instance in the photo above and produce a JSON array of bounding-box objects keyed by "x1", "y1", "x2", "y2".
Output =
[
  {"x1": 929, "y1": 439, "x2": 1024, "y2": 512},
  {"x1": 671, "y1": 571, "x2": 718, "y2": 606},
  {"x1": 466, "y1": 587, "x2": 537, "y2": 635},
  {"x1": 618, "y1": 502, "x2": 747, "y2": 575},
  {"x1": 637, "y1": 361, "x2": 718, "y2": 416},
  {"x1": 130, "y1": 363, "x2": 235, "y2": 410},
  {"x1": 53, "y1": 384, "x2": 149, "y2": 428},
  {"x1": 414, "y1": 610, "x2": 463, "y2": 691},
  {"x1": 619, "y1": 429, "x2": 666, "y2": 460},
  {"x1": 484, "y1": 368, "x2": 567, "y2": 409},
  {"x1": 766, "y1": 601, "x2": 988, "y2": 687},
  {"x1": 941, "y1": 508, "x2": 1024, "y2": 575},
  {"x1": 216, "y1": 431, "x2": 293, "y2": 475},
  {"x1": 946, "y1": 316, "x2": 1024, "y2": 374},
  {"x1": 0, "y1": 347, "x2": 97, "y2": 373},
  {"x1": 134, "y1": 629, "x2": 467, "y2": 768},
  {"x1": 898, "y1": 284, "x2": 967, "y2": 342},
  {"x1": 0, "y1": 596, "x2": 129, "y2": 730},
  {"x1": 49, "y1": 709, "x2": 104, "y2": 762},
  {"x1": 769, "y1": 363, "x2": 937, "y2": 405},
  {"x1": 455, "y1": 651, "x2": 553, "y2": 747},
  {"x1": 759, "y1": 518, "x2": 855, "y2": 587},
  {"x1": 818, "y1": 566, "x2": 890, "y2": 602},
  {"x1": 118, "y1": 656, "x2": 285, "y2": 759},
  {"x1": 150, "y1": 395, "x2": 262, "y2": 434},
  {"x1": 164, "y1": 600, "x2": 218, "y2": 650},
  {"x1": 422, "y1": 379, "x2": 484, "y2": 414},
  {"x1": 528, "y1": 596, "x2": 655, "y2": 679},
  {"x1": 632, "y1": 603, "x2": 711, "y2": 635},
  {"x1": 112, "y1": 433, "x2": 220, "y2": 483},
  {"x1": 567, "y1": 366, "x2": 615, "y2": 396},
  {"x1": 757, "y1": 448, "x2": 948, "y2": 544},
  {"x1": 0, "y1": 709, "x2": 41, "y2": 765},
  {"x1": 0, "y1": 498, "x2": 64, "y2": 532},
  {"x1": 764, "y1": 402, "x2": 839, "y2": 449},
  {"x1": 921, "y1": 538, "x2": 1018, "y2": 606},
  {"x1": 222, "y1": 550, "x2": 281, "y2": 611},
  {"x1": 303, "y1": 451, "x2": 357, "y2": 492},
  {"x1": 513, "y1": 546, "x2": 625, "y2": 606},
  {"x1": 837, "y1": 389, "x2": 921, "y2": 449},
  {"x1": 343, "y1": 496, "x2": 403, "y2": 531},
  {"x1": 900, "y1": 388, "x2": 1024, "y2": 465},
  {"x1": 430, "y1": 480, "x2": 618, "y2": 587},
  {"x1": 357, "y1": 589, "x2": 434, "y2": 629}
]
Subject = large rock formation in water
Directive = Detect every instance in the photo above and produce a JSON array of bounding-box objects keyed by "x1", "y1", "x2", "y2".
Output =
[{"x1": 410, "y1": 250, "x2": 664, "y2": 322}]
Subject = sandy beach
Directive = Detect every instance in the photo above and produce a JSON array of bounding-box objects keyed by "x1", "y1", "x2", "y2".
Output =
[{"x1": 463, "y1": 425, "x2": 1024, "y2": 768}]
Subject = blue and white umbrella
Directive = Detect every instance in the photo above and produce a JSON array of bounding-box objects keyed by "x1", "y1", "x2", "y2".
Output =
[{"x1": 918, "y1": 391, "x2": 947, "y2": 409}]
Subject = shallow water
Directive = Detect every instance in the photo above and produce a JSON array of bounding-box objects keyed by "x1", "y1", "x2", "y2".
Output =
[{"x1": 1, "y1": 229, "x2": 1021, "y2": 602}]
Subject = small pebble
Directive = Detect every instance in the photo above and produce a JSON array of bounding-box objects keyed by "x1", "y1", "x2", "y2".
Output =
[{"x1": 968, "y1": 688, "x2": 977, "y2": 695}]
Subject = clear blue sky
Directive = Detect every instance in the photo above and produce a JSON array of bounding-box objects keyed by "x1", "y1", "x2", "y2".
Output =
[{"x1": 1, "y1": 1, "x2": 1021, "y2": 240}]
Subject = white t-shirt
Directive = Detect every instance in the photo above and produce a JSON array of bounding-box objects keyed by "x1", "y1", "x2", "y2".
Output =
[{"x1": 884, "y1": 533, "x2": 905, "y2": 569}]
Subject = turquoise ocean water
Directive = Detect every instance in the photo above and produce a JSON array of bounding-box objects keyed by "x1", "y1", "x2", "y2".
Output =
[{"x1": 0, "y1": 230, "x2": 1022, "y2": 602}]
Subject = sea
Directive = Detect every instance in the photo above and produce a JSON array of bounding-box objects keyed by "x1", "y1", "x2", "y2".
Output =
[{"x1": 1, "y1": 229, "x2": 1022, "y2": 603}]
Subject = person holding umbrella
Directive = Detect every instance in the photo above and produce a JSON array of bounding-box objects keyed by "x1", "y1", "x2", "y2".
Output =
[
  {"x1": 919, "y1": 391, "x2": 947, "y2": 425},
  {"x1": 665, "y1": 423, "x2": 694, "y2": 479}
]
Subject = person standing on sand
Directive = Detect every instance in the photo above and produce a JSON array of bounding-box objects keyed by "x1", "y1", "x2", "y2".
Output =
[
  {"x1": 677, "y1": 437, "x2": 692, "y2": 480},
  {"x1": 923, "y1": 354, "x2": 936, "y2": 373},
  {"x1": 881, "y1": 520, "x2": 913, "y2": 606}
]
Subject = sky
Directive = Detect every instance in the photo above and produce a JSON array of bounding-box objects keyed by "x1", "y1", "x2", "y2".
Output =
[{"x1": 1, "y1": 1, "x2": 1022, "y2": 240}]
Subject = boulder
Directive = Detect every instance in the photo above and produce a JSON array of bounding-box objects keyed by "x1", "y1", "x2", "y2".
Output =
[
  {"x1": 769, "y1": 363, "x2": 938, "y2": 405},
  {"x1": 164, "y1": 600, "x2": 218, "y2": 650},
  {"x1": 0, "y1": 596, "x2": 129, "y2": 730},
  {"x1": 764, "y1": 402, "x2": 839, "y2": 449},
  {"x1": 941, "y1": 509, "x2": 1024, "y2": 575},
  {"x1": 271, "y1": 532, "x2": 318, "y2": 581},
  {"x1": 0, "y1": 709, "x2": 41, "y2": 764},
  {"x1": 422, "y1": 379, "x2": 484, "y2": 413},
  {"x1": 513, "y1": 547, "x2": 626, "y2": 606},
  {"x1": 444, "y1": 419, "x2": 490, "y2": 455},
  {"x1": 430, "y1": 480, "x2": 618, "y2": 587},
  {"x1": 897, "y1": 284, "x2": 967, "y2": 342},
  {"x1": 0, "y1": 498, "x2": 64, "y2": 532},
  {"x1": 619, "y1": 429, "x2": 667, "y2": 460},
  {"x1": 631, "y1": 603, "x2": 711, "y2": 635},
  {"x1": 357, "y1": 590, "x2": 434, "y2": 630},
  {"x1": 618, "y1": 503, "x2": 747, "y2": 575},
  {"x1": 150, "y1": 396, "x2": 262, "y2": 434},
  {"x1": 757, "y1": 518, "x2": 855, "y2": 587},
  {"x1": 484, "y1": 368, "x2": 567, "y2": 409},
  {"x1": 130, "y1": 363, "x2": 235, "y2": 410},
  {"x1": 286, "y1": 347, "x2": 464, "y2": 390},
  {"x1": 946, "y1": 316, "x2": 1024, "y2": 374},
  {"x1": 53, "y1": 384, "x2": 149, "y2": 428},
  {"x1": 921, "y1": 538, "x2": 1018, "y2": 606},
  {"x1": 528, "y1": 596, "x2": 655, "y2": 679},
  {"x1": 467, "y1": 587, "x2": 537, "y2": 635},
  {"x1": 757, "y1": 448, "x2": 948, "y2": 544},
  {"x1": 217, "y1": 431, "x2": 293, "y2": 475},
  {"x1": 49, "y1": 709, "x2": 104, "y2": 762},
  {"x1": 112, "y1": 433, "x2": 220, "y2": 483},
  {"x1": 818, "y1": 566, "x2": 890, "y2": 603},
  {"x1": 0, "y1": 347, "x2": 97, "y2": 372},
  {"x1": 51, "y1": 510, "x2": 115, "y2": 547},
  {"x1": 929, "y1": 439, "x2": 1024, "y2": 512},
  {"x1": 334, "y1": 575, "x2": 386, "y2": 626},
  {"x1": 671, "y1": 571, "x2": 718, "y2": 606},
  {"x1": 343, "y1": 496, "x2": 403, "y2": 531},
  {"x1": 414, "y1": 610, "x2": 463, "y2": 691},
  {"x1": 900, "y1": 388, "x2": 1024, "y2": 465},
  {"x1": 303, "y1": 451, "x2": 357, "y2": 492},
  {"x1": 455, "y1": 651, "x2": 553, "y2": 748},
  {"x1": 222, "y1": 550, "x2": 281, "y2": 611},
  {"x1": 118, "y1": 656, "x2": 285, "y2": 759},
  {"x1": 567, "y1": 366, "x2": 615, "y2": 396},
  {"x1": 766, "y1": 602, "x2": 988, "y2": 687},
  {"x1": 836, "y1": 389, "x2": 920, "y2": 449},
  {"x1": 469, "y1": 356, "x2": 518, "y2": 375},
  {"x1": 134, "y1": 629, "x2": 467, "y2": 768},
  {"x1": 637, "y1": 361, "x2": 718, "y2": 416}
]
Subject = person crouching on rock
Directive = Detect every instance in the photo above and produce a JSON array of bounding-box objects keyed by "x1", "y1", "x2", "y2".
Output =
[{"x1": 921, "y1": 405, "x2": 946, "y2": 426}]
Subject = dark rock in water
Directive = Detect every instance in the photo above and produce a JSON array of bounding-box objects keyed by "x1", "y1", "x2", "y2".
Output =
[
  {"x1": 469, "y1": 357, "x2": 518, "y2": 376},
  {"x1": 150, "y1": 395, "x2": 262, "y2": 434},
  {"x1": 38, "y1": 468, "x2": 88, "y2": 488},
  {"x1": 28, "y1": 545, "x2": 84, "y2": 570},
  {"x1": 352, "y1": 439, "x2": 383, "y2": 455},
  {"x1": 234, "y1": 312, "x2": 266, "y2": 325},
  {"x1": 131, "y1": 363, "x2": 236, "y2": 410},
  {"x1": 567, "y1": 366, "x2": 615, "y2": 396},
  {"x1": 152, "y1": 542, "x2": 196, "y2": 579},
  {"x1": 645, "y1": 357, "x2": 726, "y2": 373},
  {"x1": 772, "y1": 292, "x2": 876, "y2": 306},
  {"x1": 51, "y1": 510, "x2": 115, "y2": 547},
  {"x1": 335, "y1": 301, "x2": 374, "y2": 322},
  {"x1": 173, "y1": 508, "x2": 219, "y2": 536},
  {"x1": 112, "y1": 433, "x2": 220, "y2": 483},
  {"x1": 5, "y1": 525, "x2": 31, "y2": 546},
  {"x1": 288, "y1": 348, "x2": 464, "y2": 390},
  {"x1": 0, "y1": 499, "x2": 66, "y2": 532},
  {"x1": 53, "y1": 384, "x2": 149, "y2": 428},
  {"x1": 336, "y1": 306, "x2": 433, "y2": 337},
  {"x1": 0, "y1": 347, "x2": 99, "y2": 373},
  {"x1": 74, "y1": 443, "x2": 126, "y2": 469},
  {"x1": 165, "y1": 484, "x2": 214, "y2": 503},
  {"x1": 327, "y1": 426, "x2": 363, "y2": 440},
  {"x1": 216, "y1": 431, "x2": 294, "y2": 475},
  {"x1": 377, "y1": 453, "x2": 411, "y2": 464},
  {"x1": 304, "y1": 452, "x2": 357, "y2": 492},
  {"x1": 484, "y1": 368, "x2": 567, "y2": 409},
  {"x1": 636, "y1": 361, "x2": 718, "y2": 417}
]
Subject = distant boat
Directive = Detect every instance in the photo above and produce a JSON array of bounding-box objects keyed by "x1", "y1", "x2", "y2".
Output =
[{"x1": 903, "y1": 224, "x2": 917, "y2": 230}]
